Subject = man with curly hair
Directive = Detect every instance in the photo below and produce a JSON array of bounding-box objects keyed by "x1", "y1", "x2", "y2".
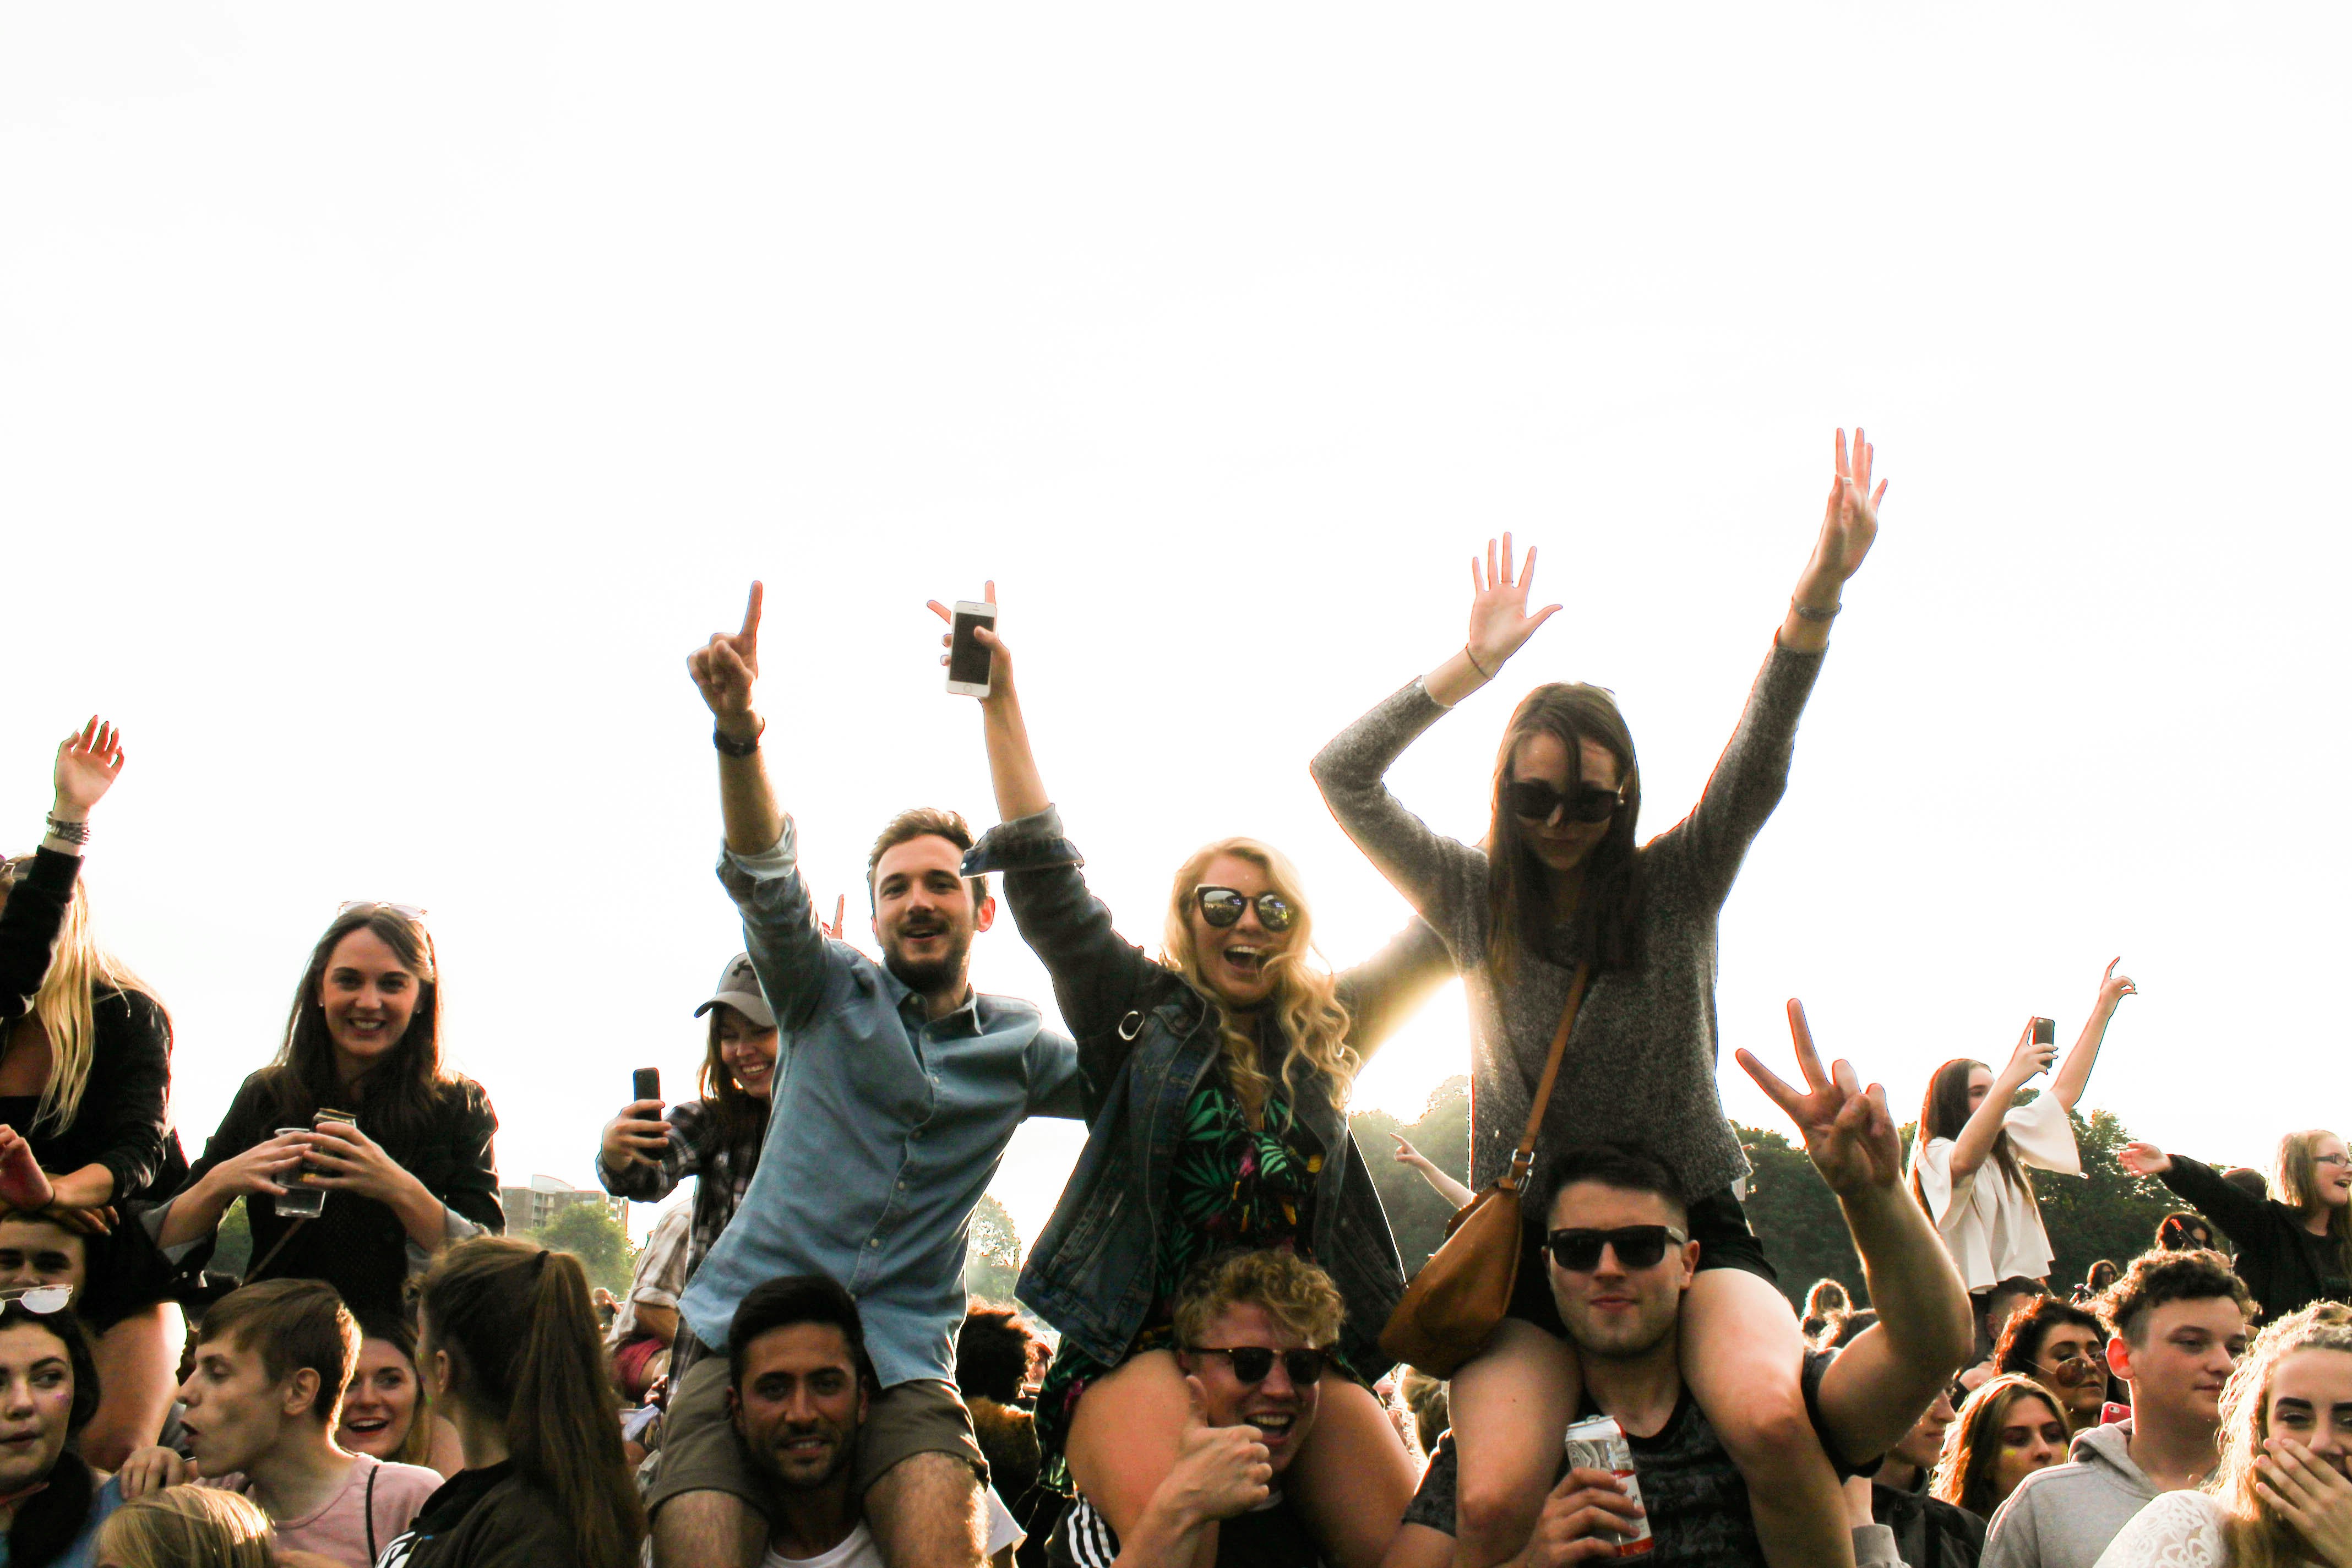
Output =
[{"x1": 1980, "y1": 1247, "x2": 2255, "y2": 1568}]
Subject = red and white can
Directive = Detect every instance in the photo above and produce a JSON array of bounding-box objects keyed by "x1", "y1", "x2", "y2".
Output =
[{"x1": 1562, "y1": 1413, "x2": 1653, "y2": 1557}]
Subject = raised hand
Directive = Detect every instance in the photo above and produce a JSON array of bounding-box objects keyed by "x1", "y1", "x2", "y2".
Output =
[
  {"x1": 688, "y1": 583, "x2": 764, "y2": 737},
  {"x1": 1805, "y1": 427, "x2": 1887, "y2": 589},
  {"x1": 2000, "y1": 1017, "x2": 2059, "y2": 1087},
  {"x1": 2094, "y1": 957, "x2": 2138, "y2": 1014},
  {"x1": 2117, "y1": 1141, "x2": 2173, "y2": 1178},
  {"x1": 1735, "y1": 1000, "x2": 1902, "y2": 1197},
  {"x1": 599, "y1": 1101, "x2": 670, "y2": 1173},
  {"x1": 51, "y1": 718, "x2": 125, "y2": 821},
  {"x1": 822, "y1": 894, "x2": 847, "y2": 939},
  {"x1": 1466, "y1": 533, "x2": 1561, "y2": 676},
  {"x1": 926, "y1": 582, "x2": 1012, "y2": 706}
]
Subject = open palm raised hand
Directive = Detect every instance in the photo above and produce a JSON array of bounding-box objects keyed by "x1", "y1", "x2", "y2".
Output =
[
  {"x1": 1736, "y1": 1000, "x2": 1902, "y2": 1198},
  {"x1": 1807, "y1": 428, "x2": 1888, "y2": 587},
  {"x1": 688, "y1": 583, "x2": 763, "y2": 731},
  {"x1": 1466, "y1": 533, "x2": 1563, "y2": 675},
  {"x1": 51, "y1": 718, "x2": 125, "y2": 819}
]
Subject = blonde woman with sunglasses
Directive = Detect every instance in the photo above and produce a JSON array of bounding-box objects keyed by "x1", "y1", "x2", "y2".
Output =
[{"x1": 942, "y1": 589, "x2": 1452, "y2": 1568}]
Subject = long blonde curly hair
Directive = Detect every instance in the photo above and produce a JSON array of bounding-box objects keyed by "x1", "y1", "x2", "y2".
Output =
[
  {"x1": 1160, "y1": 837, "x2": 1353, "y2": 1124},
  {"x1": 2208, "y1": 1301, "x2": 2352, "y2": 1568},
  {"x1": 4, "y1": 858, "x2": 161, "y2": 1134}
]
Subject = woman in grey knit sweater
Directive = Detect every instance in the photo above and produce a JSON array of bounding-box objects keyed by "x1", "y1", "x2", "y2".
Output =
[{"x1": 1309, "y1": 430, "x2": 1888, "y2": 1568}]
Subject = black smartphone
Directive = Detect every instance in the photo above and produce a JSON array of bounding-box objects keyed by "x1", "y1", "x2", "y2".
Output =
[
  {"x1": 2030, "y1": 1017, "x2": 2056, "y2": 1046},
  {"x1": 945, "y1": 600, "x2": 997, "y2": 696},
  {"x1": 632, "y1": 1067, "x2": 661, "y2": 1105}
]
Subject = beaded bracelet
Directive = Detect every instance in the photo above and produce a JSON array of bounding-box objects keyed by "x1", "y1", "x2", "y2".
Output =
[{"x1": 42, "y1": 816, "x2": 91, "y2": 845}]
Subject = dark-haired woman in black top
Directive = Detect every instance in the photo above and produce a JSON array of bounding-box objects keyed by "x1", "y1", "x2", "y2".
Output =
[{"x1": 147, "y1": 902, "x2": 504, "y2": 1317}]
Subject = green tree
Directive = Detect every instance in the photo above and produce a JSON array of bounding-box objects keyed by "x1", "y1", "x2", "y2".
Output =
[
  {"x1": 529, "y1": 1198, "x2": 636, "y2": 1298},
  {"x1": 1352, "y1": 1077, "x2": 1471, "y2": 1276},
  {"x1": 966, "y1": 1195, "x2": 1023, "y2": 1304}
]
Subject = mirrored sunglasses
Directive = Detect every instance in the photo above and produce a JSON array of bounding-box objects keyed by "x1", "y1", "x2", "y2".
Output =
[{"x1": 1195, "y1": 887, "x2": 1295, "y2": 933}]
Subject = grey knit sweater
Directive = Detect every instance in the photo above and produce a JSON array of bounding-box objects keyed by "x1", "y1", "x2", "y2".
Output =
[{"x1": 1309, "y1": 641, "x2": 1825, "y2": 1199}]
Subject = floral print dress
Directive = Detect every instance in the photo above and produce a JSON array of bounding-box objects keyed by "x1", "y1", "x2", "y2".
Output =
[{"x1": 1033, "y1": 1063, "x2": 1345, "y2": 1480}]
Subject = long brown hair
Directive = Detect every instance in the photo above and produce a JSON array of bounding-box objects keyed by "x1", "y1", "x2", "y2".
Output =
[
  {"x1": 2274, "y1": 1130, "x2": 2352, "y2": 1285},
  {"x1": 1909, "y1": 1058, "x2": 2037, "y2": 1216},
  {"x1": 696, "y1": 1005, "x2": 775, "y2": 1152},
  {"x1": 1483, "y1": 684, "x2": 1645, "y2": 982},
  {"x1": 419, "y1": 1238, "x2": 644, "y2": 1568},
  {"x1": 1160, "y1": 837, "x2": 1353, "y2": 1123},
  {"x1": 262, "y1": 904, "x2": 452, "y2": 1147},
  {"x1": 1934, "y1": 1373, "x2": 2069, "y2": 1517}
]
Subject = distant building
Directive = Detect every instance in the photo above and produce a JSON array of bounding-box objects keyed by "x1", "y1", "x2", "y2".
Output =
[{"x1": 502, "y1": 1174, "x2": 625, "y2": 1234}]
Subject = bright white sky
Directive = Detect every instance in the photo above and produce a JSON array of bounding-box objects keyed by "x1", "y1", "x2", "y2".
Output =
[{"x1": 3, "y1": 7, "x2": 2346, "y2": 1251}]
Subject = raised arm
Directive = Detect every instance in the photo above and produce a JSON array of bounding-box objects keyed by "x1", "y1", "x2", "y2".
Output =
[
  {"x1": 0, "y1": 720, "x2": 124, "y2": 1020},
  {"x1": 2117, "y1": 1142, "x2": 2271, "y2": 1243},
  {"x1": 1778, "y1": 428, "x2": 1885, "y2": 655},
  {"x1": 928, "y1": 582, "x2": 1047, "y2": 823},
  {"x1": 688, "y1": 582, "x2": 832, "y2": 1028},
  {"x1": 1737, "y1": 1002, "x2": 1973, "y2": 1464},
  {"x1": 1945, "y1": 1021, "x2": 2057, "y2": 1185},
  {"x1": 1307, "y1": 537, "x2": 1549, "y2": 922},
  {"x1": 2047, "y1": 958, "x2": 2136, "y2": 1112}
]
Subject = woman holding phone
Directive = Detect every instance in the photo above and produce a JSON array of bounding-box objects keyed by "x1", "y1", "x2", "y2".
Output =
[
  {"x1": 1307, "y1": 434, "x2": 1883, "y2": 1568},
  {"x1": 939, "y1": 589, "x2": 1448, "y2": 1568},
  {"x1": 147, "y1": 903, "x2": 504, "y2": 1316}
]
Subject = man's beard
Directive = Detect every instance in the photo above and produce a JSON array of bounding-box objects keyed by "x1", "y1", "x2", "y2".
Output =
[
  {"x1": 752, "y1": 1425, "x2": 858, "y2": 1492},
  {"x1": 883, "y1": 928, "x2": 972, "y2": 997}
]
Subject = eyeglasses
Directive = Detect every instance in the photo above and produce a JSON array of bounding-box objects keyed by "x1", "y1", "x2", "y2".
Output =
[
  {"x1": 1188, "y1": 1346, "x2": 1328, "y2": 1386},
  {"x1": 0, "y1": 1285, "x2": 72, "y2": 1314},
  {"x1": 2045, "y1": 1346, "x2": 2109, "y2": 1385},
  {"x1": 337, "y1": 901, "x2": 430, "y2": 924},
  {"x1": 1195, "y1": 887, "x2": 1296, "y2": 933},
  {"x1": 1545, "y1": 1225, "x2": 1689, "y2": 1273},
  {"x1": 1506, "y1": 778, "x2": 1626, "y2": 826}
]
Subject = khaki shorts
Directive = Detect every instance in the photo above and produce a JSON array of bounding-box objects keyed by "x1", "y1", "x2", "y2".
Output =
[{"x1": 646, "y1": 1346, "x2": 988, "y2": 1521}]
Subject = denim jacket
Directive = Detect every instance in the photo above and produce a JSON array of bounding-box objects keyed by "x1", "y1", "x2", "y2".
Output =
[{"x1": 963, "y1": 808, "x2": 1455, "y2": 1374}]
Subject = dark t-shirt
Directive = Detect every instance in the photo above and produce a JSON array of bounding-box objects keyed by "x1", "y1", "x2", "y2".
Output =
[
  {"x1": 1402, "y1": 1351, "x2": 1866, "y2": 1566},
  {"x1": 1048, "y1": 1490, "x2": 1322, "y2": 1568}
]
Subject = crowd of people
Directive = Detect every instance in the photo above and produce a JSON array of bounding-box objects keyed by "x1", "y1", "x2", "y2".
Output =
[{"x1": 2, "y1": 431, "x2": 2344, "y2": 1568}]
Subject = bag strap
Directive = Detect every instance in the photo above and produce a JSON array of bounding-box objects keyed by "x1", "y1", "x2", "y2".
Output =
[{"x1": 1501, "y1": 962, "x2": 1592, "y2": 1191}]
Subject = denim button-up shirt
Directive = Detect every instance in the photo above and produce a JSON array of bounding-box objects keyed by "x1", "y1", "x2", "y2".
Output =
[{"x1": 677, "y1": 821, "x2": 1086, "y2": 1387}]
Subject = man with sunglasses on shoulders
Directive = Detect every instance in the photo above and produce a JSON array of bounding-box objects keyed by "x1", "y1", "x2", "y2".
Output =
[
  {"x1": 1401, "y1": 1008, "x2": 1977, "y2": 1566},
  {"x1": 1048, "y1": 1251, "x2": 1343, "y2": 1568}
]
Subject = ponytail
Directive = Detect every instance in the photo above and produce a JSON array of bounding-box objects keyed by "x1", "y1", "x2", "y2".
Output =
[{"x1": 418, "y1": 1238, "x2": 645, "y2": 1568}]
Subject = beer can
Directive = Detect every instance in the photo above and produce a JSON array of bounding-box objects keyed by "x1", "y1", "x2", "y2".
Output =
[{"x1": 1562, "y1": 1413, "x2": 1653, "y2": 1556}]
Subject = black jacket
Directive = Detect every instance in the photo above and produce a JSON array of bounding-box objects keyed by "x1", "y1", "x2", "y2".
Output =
[
  {"x1": 178, "y1": 1070, "x2": 504, "y2": 1315},
  {"x1": 2161, "y1": 1153, "x2": 2349, "y2": 1324}
]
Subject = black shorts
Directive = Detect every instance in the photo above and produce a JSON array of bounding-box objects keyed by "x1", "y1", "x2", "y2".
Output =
[
  {"x1": 79, "y1": 1218, "x2": 178, "y2": 1332},
  {"x1": 1506, "y1": 1185, "x2": 1776, "y2": 1336}
]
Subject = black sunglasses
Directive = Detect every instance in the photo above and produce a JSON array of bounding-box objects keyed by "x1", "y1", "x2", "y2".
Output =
[
  {"x1": 1188, "y1": 1345, "x2": 1327, "y2": 1386},
  {"x1": 1506, "y1": 778, "x2": 1625, "y2": 826},
  {"x1": 1195, "y1": 886, "x2": 1297, "y2": 933},
  {"x1": 1545, "y1": 1225, "x2": 1689, "y2": 1273}
]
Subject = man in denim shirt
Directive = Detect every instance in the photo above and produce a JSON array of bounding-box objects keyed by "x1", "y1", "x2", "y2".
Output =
[{"x1": 651, "y1": 584, "x2": 1086, "y2": 1568}]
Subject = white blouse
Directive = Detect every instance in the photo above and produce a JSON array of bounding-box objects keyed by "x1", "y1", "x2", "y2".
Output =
[
  {"x1": 1912, "y1": 1091, "x2": 2081, "y2": 1290},
  {"x1": 2093, "y1": 1490, "x2": 2234, "y2": 1567}
]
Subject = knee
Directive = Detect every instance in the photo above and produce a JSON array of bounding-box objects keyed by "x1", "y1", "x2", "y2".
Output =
[
  {"x1": 1711, "y1": 1395, "x2": 1818, "y2": 1472},
  {"x1": 1456, "y1": 1469, "x2": 1544, "y2": 1548}
]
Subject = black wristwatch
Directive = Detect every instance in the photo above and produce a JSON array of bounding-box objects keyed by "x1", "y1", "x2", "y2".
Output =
[{"x1": 712, "y1": 721, "x2": 764, "y2": 758}]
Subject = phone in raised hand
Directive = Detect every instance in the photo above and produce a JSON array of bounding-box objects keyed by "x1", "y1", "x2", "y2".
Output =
[
  {"x1": 632, "y1": 1068, "x2": 661, "y2": 1107},
  {"x1": 2031, "y1": 1018, "x2": 2056, "y2": 1047},
  {"x1": 944, "y1": 601, "x2": 997, "y2": 697}
]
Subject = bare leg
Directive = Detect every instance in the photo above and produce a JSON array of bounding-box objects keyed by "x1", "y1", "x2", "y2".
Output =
[
  {"x1": 1066, "y1": 1351, "x2": 1215, "y2": 1568},
  {"x1": 1288, "y1": 1376, "x2": 1418, "y2": 1568},
  {"x1": 1448, "y1": 1321, "x2": 1579, "y2": 1568},
  {"x1": 1382, "y1": 1525, "x2": 1457, "y2": 1568},
  {"x1": 1683, "y1": 1270, "x2": 1854, "y2": 1568},
  {"x1": 81, "y1": 1302, "x2": 183, "y2": 1471},
  {"x1": 651, "y1": 1490, "x2": 766, "y2": 1568},
  {"x1": 865, "y1": 1451, "x2": 987, "y2": 1568}
]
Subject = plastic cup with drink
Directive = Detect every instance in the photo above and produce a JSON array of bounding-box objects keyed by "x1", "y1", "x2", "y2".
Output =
[{"x1": 271, "y1": 1107, "x2": 356, "y2": 1221}]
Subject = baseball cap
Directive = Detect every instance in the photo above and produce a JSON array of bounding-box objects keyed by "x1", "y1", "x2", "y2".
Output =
[{"x1": 693, "y1": 953, "x2": 775, "y2": 1030}]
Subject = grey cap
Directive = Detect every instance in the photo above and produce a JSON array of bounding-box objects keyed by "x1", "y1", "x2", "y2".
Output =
[{"x1": 692, "y1": 953, "x2": 776, "y2": 1030}]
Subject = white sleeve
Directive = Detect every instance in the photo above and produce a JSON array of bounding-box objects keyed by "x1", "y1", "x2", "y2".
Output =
[
  {"x1": 2003, "y1": 1092, "x2": 2084, "y2": 1177},
  {"x1": 1912, "y1": 1136, "x2": 1967, "y2": 1222},
  {"x1": 2091, "y1": 1491, "x2": 2232, "y2": 1567},
  {"x1": 984, "y1": 1487, "x2": 1025, "y2": 1556}
]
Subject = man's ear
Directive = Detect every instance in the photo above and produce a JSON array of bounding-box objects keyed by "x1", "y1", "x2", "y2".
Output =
[
  {"x1": 2106, "y1": 1334, "x2": 2135, "y2": 1384},
  {"x1": 727, "y1": 1385, "x2": 744, "y2": 1437},
  {"x1": 285, "y1": 1368, "x2": 322, "y2": 1420},
  {"x1": 972, "y1": 893, "x2": 997, "y2": 935},
  {"x1": 1676, "y1": 1238, "x2": 1702, "y2": 1289}
]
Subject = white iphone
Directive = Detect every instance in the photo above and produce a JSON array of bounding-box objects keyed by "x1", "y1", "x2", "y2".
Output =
[{"x1": 944, "y1": 600, "x2": 997, "y2": 696}]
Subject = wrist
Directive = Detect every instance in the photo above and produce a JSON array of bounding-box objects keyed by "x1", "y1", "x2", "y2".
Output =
[
  {"x1": 715, "y1": 712, "x2": 764, "y2": 744},
  {"x1": 46, "y1": 799, "x2": 88, "y2": 824}
]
